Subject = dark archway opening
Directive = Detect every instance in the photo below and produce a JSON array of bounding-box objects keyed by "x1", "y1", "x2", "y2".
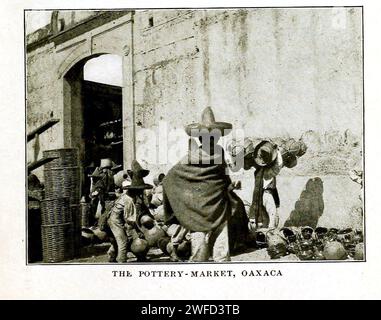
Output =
[{"x1": 63, "y1": 54, "x2": 123, "y2": 199}]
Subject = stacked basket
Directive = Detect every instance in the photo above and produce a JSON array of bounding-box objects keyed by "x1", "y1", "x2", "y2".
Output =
[{"x1": 41, "y1": 148, "x2": 81, "y2": 262}]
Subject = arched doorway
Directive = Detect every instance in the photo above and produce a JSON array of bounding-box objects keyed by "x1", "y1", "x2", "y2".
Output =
[{"x1": 63, "y1": 53, "x2": 123, "y2": 198}]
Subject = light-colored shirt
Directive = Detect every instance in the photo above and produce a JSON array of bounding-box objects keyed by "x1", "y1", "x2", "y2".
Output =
[{"x1": 110, "y1": 193, "x2": 136, "y2": 225}]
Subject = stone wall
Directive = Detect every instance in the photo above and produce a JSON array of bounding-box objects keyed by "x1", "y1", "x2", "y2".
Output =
[{"x1": 26, "y1": 8, "x2": 363, "y2": 228}]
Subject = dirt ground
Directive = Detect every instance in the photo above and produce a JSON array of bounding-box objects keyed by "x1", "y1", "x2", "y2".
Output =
[{"x1": 63, "y1": 242, "x2": 301, "y2": 263}]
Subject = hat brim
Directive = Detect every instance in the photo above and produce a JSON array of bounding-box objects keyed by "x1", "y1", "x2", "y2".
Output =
[
  {"x1": 89, "y1": 167, "x2": 103, "y2": 178},
  {"x1": 254, "y1": 155, "x2": 277, "y2": 167},
  {"x1": 111, "y1": 164, "x2": 122, "y2": 171},
  {"x1": 89, "y1": 175, "x2": 102, "y2": 179},
  {"x1": 253, "y1": 141, "x2": 278, "y2": 167},
  {"x1": 185, "y1": 122, "x2": 232, "y2": 137},
  {"x1": 126, "y1": 184, "x2": 153, "y2": 190}
]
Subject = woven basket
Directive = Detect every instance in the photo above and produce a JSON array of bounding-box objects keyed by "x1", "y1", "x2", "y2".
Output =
[
  {"x1": 44, "y1": 166, "x2": 80, "y2": 203},
  {"x1": 43, "y1": 148, "x2": 79, "y2": 169},
  {"x1": 41, "y1": 197, "x2": 71, "y2": 225},
  {"x1": 70, "y1": 204, "x2": 81, "y2": 256},
  {"x1": 41, "y1": 222, "x2": 74, "y2": 263},
  {"x1": 80, "y1": 202, "x2": 91, "y2": 228}
]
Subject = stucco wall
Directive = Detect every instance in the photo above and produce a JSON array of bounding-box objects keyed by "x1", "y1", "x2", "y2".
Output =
[
  {"x1": 132, "y1": 8, "x2": 362, "y2": 160},
  {"x1": 131, "y1": 8, "x2": 363, "y2": 228},
  {"x1": 27, "y1": 42, "x2": 64, "y2": 169},
  {"x1": 26, "y1": 12, "x2": 133, "y2": 181},
  {"x1": 26, "y1": 8, "x2": 363, "y2": 228}
]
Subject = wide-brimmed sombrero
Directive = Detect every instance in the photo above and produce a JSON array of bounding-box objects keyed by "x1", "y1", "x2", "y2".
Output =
[
  {"x1": 127, "y1": 159, "x2": 150, "y2": 178},
  {"x1": 126, "y1": 175, "x2": 153, "y2": 190},
  {"x1": 89, "y1": 167, "x2": 102, "y2": 178},
  {"x1": 126, "y1": 160, "x2": 152, "y2": 190},
  {"x1": 111, "y1": 163, "x2": 122, "y2": 171},
  {"x1": 185, "y1": 107, "x2": 232, "y2": 137},
  {"x1": 253, "y1": 140, "x2": 278, "y2": 167}
]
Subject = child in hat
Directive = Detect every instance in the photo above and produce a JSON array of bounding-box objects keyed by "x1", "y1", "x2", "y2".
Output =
[
  {"x1": 125, "y1": 161, "x2": 185, "y2": 262},
  {"x1": 107, "y1": 161, "x2": 153, "y2": 262},
  {"x1": 107, "y1": 160, "x2": 181, "y2": 262}
]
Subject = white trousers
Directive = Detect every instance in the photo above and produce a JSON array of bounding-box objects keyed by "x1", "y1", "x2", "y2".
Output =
[
  {"x1": 263, "y1": 191, "x2": 278, "y2": 228},
  {"x1": 189, "y1": 221, "x2": 230, "y2": 262}
]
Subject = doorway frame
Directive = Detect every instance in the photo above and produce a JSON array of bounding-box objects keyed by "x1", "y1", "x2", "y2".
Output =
[{"x1": 55, "y1": 12, "x2": 135, "y2": 170}]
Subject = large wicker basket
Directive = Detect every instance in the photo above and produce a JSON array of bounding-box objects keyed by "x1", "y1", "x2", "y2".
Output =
[
  {"x1": 42, "y1": 148, "x2": 79, "y2": 169},
  {"x1": 40, "y1": 197, "x2": 71, "y2": 225},
  {"x1": 44, "y1": 166, "x2": 80, "y2": 203},
  {"x1": 41, "y1": 222, "x2": 74, "y2": 263}
]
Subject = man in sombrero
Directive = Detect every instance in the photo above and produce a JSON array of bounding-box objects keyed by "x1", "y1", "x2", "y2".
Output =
[{"x1": 162, "y1": 107, "x2": 250, "y2": 262}]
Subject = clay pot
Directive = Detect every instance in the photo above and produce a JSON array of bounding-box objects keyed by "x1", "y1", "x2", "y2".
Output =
[
  {"x1": 284, "y1": 139, "x2": 307, "y2": 157},
  {"x1": 336, "y1": 228, "x2": 353, "y2": 242},
  {"x1": 353, "y1": 230, "x2": 363, "y2": 243},
  {"x1": 301, "y1": 226, "x2": 314, "y2": 240},
  {"x1": 327, "y1": 228, "x2": 339, "y2": 241},
  {"x1": 354, "y1": 243, "x2": 364, "y2": 260},
  {"x1": 281, "y1": 227, "x2": 298, "y2": 243},
  {"x1": 267, "y1": 243, "x2": 288, "y2": 259},
  {"x1": 144, "y1": 226, "x2": 167, "y2": 247},
  {"x1": 81, "y1": 228, "x2": 95, "y2": 246},
  {"x1": 287, "y1": 242, "x2": 299, "y2": 254},
  {"x1": 298, "y1": 240, "x2": 314, "y2": 260},
  {"x1": 91, "y1": 227, "x2": 108, "y2": 242},
  {"x1": 323, "y1": 241, "x2": 347, "y2": 260},
  {"x1": 255, "y1": 229, "x2": 268, "y2": 248},
  {"x1": 314, "y1": 250, "x2": 326, "y2": 260},
  {"x1": 140, "y1": 215, "x2": 155, "y2": 229},
  {"x1": 177, "y1": 240, "x2": 191, "y2": 258},
  {"x1": 267, "y1": 230, "x2": 287, "y2": 247},
  {"x1": 314, "y1": 227, "x2": 328, "y2": 240},
  {"x1": 130, "y1": 238, "x2": 149, "y2": 256},
  {"x1": 266, "y1": 230, "x2": 288, "y2": 259},
  {"x1": 153, "y1": 206, "x2": 166, "y2": 222}
]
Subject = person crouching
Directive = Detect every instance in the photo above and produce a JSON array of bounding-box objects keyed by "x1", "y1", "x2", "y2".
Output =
[{"x1": 107, "y1": 161, "x2": 153, "y2": 262}]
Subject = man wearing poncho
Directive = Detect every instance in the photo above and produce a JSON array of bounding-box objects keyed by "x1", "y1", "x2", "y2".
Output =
[{"x1": 162, "y1": 107, "x2": 249, "y2": 262}]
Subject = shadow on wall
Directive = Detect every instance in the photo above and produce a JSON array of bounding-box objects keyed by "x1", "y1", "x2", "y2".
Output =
[{"x1": 284, "y1": 177, "x2": 324, "y2": 228}]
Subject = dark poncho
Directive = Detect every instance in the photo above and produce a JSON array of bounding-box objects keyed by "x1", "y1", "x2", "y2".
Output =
[{"x1": 162, "y1": 148, "x2": 232, "y2": 232}]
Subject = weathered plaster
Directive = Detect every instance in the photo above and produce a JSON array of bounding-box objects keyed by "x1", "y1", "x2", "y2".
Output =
[{"x1": 27, "y1": 8, "x2": 363, "y2": 228}]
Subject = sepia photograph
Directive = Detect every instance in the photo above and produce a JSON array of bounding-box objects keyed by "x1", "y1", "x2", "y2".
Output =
[{"x1": 25, "y1": 7, "x2": 364, "y2": 265}]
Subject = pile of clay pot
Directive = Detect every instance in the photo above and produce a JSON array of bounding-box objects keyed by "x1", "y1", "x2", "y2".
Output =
[{"x1": 253, "y1": 227, "x2": 364, "y2": 261}]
